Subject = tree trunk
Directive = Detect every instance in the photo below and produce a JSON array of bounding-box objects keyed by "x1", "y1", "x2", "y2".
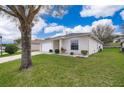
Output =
[{"x1": 19, "y1": 26, "x2": 32, "y2": 70}]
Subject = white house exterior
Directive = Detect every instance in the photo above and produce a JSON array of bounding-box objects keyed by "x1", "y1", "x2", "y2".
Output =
[{"x1": 41, "y1": 33, "x2": 103, "y2": 55}]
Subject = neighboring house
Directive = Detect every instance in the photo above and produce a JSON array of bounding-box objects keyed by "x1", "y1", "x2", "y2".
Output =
[
  {"x1": 41, "y1": 33, "x2": 103, "y2": 55},
  {"x1": 113, "y1": 37, "x2": 124, "y2": 52},
  {"x1": 113, "y1": 37, "x2": 124, "y2": 43}
]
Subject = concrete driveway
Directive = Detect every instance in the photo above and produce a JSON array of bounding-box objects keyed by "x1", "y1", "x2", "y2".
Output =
[{"x1": 0, "y1": 52, "x2": 41, "y2": 64}]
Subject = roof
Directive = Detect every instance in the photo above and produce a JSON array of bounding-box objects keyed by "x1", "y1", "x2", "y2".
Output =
[
  {"x1": 44, "y1": 33, "x2": 103, "y2": 44},
  {"x1": 114, "y1": 37, "x2": 124, "y2": 40}
]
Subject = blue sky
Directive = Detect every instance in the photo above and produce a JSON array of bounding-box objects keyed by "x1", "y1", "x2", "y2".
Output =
[
  {"x1": 0, "y1": 5, "x2": 124, "y2": 43},
  {"x1": 36, "y1": 5, "x2": 124, "y2": 39}
]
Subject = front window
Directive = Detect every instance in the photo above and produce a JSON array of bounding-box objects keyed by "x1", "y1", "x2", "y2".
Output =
[{"x1": 71, "y1": 40, "x2": 78, "y2": 50}]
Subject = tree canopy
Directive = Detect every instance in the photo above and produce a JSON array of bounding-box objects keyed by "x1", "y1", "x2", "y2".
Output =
[
  {"x1": 92, "y1": 24, "x2": 115, "y2": 44},
  {"x1": 0, "y1": 5, "x2": 69, "y2": 70}
]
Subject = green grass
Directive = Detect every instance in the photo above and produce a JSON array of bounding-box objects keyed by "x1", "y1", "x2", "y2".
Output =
[{"x1": 0, "y1": 48, "x2": 124, "y2": 87}]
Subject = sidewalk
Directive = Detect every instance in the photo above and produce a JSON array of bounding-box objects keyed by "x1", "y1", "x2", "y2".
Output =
[{"x1": 0, "y1": 52, "x2": 41, "y2": 64}]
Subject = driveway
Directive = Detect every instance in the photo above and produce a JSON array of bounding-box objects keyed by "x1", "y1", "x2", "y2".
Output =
[{"x1": 0, "y1": 51, "x2": 41, "y2": 64}]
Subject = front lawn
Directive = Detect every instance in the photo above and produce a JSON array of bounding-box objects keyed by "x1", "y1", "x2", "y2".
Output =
[{"x1": 0, "y1": 48, "x2": 124, "y2": 87}]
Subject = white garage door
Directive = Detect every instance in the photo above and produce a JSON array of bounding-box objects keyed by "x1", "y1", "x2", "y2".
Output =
[
  {"x1": 42, "y1": 41, "x2": 53, "y2": 52},
  {"x1": 31, "y1": 43, "x2": 40, "y2": 51}
]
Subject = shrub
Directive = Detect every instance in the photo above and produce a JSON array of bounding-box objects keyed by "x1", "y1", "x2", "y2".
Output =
[
  {"x1": 70, "y1": 52, "x2": 74, "y2": 55},
  {"x1": 81, "y1": 50, "x2": 88, "y2": 55},
  {"x1": 49, "y1": 49, "x2": 53, "y2": 53},
  {"x1": 55, "y1": 49, "x2": 59, "y2": 54},
  {"x1": 5, "y1": 44, "x2": 18, "y2": 54}
]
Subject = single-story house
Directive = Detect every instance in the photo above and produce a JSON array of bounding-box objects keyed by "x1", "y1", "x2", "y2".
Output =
[{"x1": 40, "y1": 33, "x2": 103, "y2": 55}]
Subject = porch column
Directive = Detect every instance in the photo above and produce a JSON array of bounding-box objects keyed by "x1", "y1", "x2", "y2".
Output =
[{"x1": 59, "y1": 39, "x2": 62, "y2": 53}]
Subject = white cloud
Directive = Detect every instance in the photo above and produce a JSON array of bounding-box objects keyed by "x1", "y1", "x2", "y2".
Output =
[
  {"x1": 0, "y1": 16, "x2": 47, "y2": 43},
  {"x1": 53, "y1": 19, "x2": 117, "y2": 37},
  {"x1": 51, "y1": 33, "x2": 65, "y2": 38},
  {"x1": 92, "y1": 19, "x2": 113, "y2": 27},
  {"x1": 91, "y1": 19, "x2": 116, "y2": 33},
  {"x1": 49, "y1": 23, "x2": 58, "y2": 26},
  {"x1": 80, "y1": 6, "x2": 124, "y2": 18},
  {"x1": 63, "y1": 25, "x2": 91, "y2": 34},
  {"x1": 37, "y1": 6, "x2": 68, "y2": 19},
  {"x1": 52, "y1": 10, "x2": 68, "y2": 18},
  {"x1": 120, "y1": 10, "x2": 124, "y2": 20},
  {"x1": 32, "y1": 17, "x2": 47, "y2": 34},
  {"x1": 46, "y1": 23, "x2": 92, "y2": 38},
  {"x1": 32, "y1": 17, "x2": 47, "y2": 39},
  {"x1": 44, "y1": 23, "x2": 66, "y2": 33},
  {"x1": 37, "y1": 6, "x2": 53, "y2": 16},
  {"x1": 72, "y1": 25, "x2": 91, "y2": 33},
  {"x1": 52, "y1": 25, "x2": 91, "y2": 37},
  {"x1": 0, "y1": 17, "x2": 20, "y2": 43},
  {"x1": 112, "y1": 25, "x2": 122, "y2": 35}
]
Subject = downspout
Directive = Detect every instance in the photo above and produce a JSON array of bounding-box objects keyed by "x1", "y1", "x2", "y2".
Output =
[{"x1": 88, "y1": 37, "x2": 90, "y2": 55}]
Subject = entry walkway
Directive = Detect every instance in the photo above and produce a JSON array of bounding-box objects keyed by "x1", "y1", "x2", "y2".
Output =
[{"x1": 0, "y1": 52, "x2": 41, "y2": 64}]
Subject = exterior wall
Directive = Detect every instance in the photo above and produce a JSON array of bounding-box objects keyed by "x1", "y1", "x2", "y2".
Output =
[
  {"x1": 41, "y1": 36, "x2": 103, "y2": 55},
  {"x1": 122, "y1": 43, "x2": 124, "y2": 48},
  {"x1": 88, "y1": 37, "x2": 103, "y2": 55},
  {"x1": 53, "y1": 40, "x2": 59, "y2": 49},
  {"x1": 62, "y1": 37, "x2": 89, "y2": 55},
  {"x1": 42, "y1": 40, "x2": 53, "y2": 52}
]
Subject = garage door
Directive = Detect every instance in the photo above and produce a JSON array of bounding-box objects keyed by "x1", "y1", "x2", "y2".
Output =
[
  {"x1": 42, "y1": 41, "x2": 53, "y2": 52},
  {"x1": 31, "y1": 43, "x2": 40, "y2": 51}
]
